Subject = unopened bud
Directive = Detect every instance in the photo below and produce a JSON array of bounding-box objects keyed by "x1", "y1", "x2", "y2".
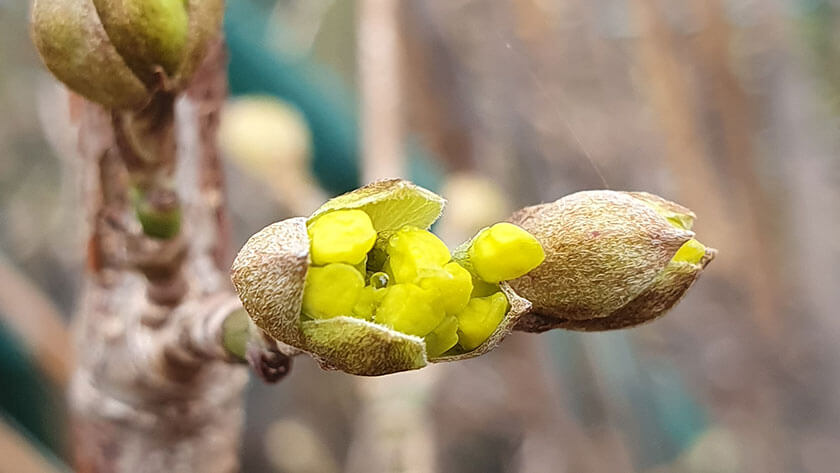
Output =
[
  {"x1": 31, "y1": 0, "x2": 224, "y2": 109},
  {"x1": 509, "y1": 190, "x2": 715, "y2": 332}
]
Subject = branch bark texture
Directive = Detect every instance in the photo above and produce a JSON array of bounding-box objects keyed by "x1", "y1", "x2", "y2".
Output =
[{"x1": 68, "y1": 42, "x2": 250, "y2": 473}]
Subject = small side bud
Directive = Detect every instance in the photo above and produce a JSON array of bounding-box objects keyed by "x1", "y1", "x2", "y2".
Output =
[
  {"x1": 222, "y1": 308, "x2": 251, "y2": 360},
  {"x1": 131, "y1": 187, "x2": 181, "y2": 239}
]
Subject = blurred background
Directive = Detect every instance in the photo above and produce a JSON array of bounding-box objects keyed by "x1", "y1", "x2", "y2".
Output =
[{"x1": 2, "y1": 0, "x2": 840, "y2": 471}]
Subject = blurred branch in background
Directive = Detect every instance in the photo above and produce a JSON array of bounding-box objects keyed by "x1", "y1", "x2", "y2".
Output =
[
  {"x1": 0, "y1": 418, "x2": 67, "y2": 473},
  {"x1": 689, "y1": 0, "x2": 782, "y2": 341},
  {"x1": 358, "y1": 0, "x2": 405, "y2": 181},
  {"x1": 401, "y1": 2, "x2": 477, "y2": 173},
  {"x1": 0, "y1": 253, "x2": 71, "y2": 388},
  {"x1": 629, "y1": 0, "x2": 738, "y2": 288}
]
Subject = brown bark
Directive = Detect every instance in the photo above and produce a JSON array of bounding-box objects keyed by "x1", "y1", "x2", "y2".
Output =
[
  {"x1": 66, "y1": 42, "x2": 276, "y2": 473},
  {"x1": 629, "y1": 0, "x2": 782, "y2": 339},
  {"x1": 688, "y1": 0, "x2": 784, "y2": 341}
]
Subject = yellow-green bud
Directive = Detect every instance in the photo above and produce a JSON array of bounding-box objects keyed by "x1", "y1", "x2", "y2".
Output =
[
  {"x1": 456, "y1": 292, "x2": 509, "y2": 351},
  {"x1": 92, "y1": 0, "x2": 189, "y2": 82},
  {"x1": 424, "y1": 315, "x2": 459, "y2": 358},
  {"x1": 307, "y1": 209, "x2": 377, "y2": 265},
  {"x1": 416, "y1": 262, "x2": 473, "y2": 315},
  {"x1": 131, "y1": 186, "x2": 181, "y2": 239},
  {"x1": 468, "y1": 222, "x2": 546, "y2": 283},
  {"x1": 509, "y1": 190, "x2": 715, "y2": 332},
  {"x1": 352, "y1": 285, "x2": 387, "y2": 320},
  {"x1": 31, "y1": 0, "x2": 224, "y2": 109},
  {"x1": 302, "y1": 264, "x2": 364, "y2": 320},
  {"x1": 221, "y1": 308, "x2": 251, "y2": 360},
  {"x1": 375, "y1": 284, "x2": 445, "y2": 337},
  {"x1": 672, "y1": 239, "x2": 706, "y2": 264},
  {"x1": 387, "y1": 226, "x2": 451, "y2": 283}
]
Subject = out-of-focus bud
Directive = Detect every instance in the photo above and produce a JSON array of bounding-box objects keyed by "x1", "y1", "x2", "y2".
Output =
[
  {"x1": 31, "y1": 0, "x2": 224, "y2": 109},
  {"x1": 437, "y1": 173, "x2": 511, "y2": 244},
  {"x1": 219, "y1": 97, "x2": 325, "y2": 215},
  {"x1": 509, "y1": 190, "x2": 715, "y2": 332}
]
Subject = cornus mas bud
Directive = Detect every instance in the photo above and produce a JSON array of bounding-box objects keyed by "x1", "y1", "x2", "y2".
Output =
[
  {"x1": 231, "y1": 180, "x2": 537, "y2": 376},
  {"x1": 508, "y1": 190, "x2": 716, "y2": 332},
  {"x1": 31, "y1": 0, "x2": 223, "y2": 109},
  {"x1": 231, "y1": 180, "x2": 714, "y2": 376}
]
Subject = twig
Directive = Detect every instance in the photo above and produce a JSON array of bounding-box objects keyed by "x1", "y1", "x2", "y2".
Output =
[
  {"x1": 66, "y1": 39, "x2": 284, "y2": 473},
  {"x1": 358, "y1": 0, "x2": 405, "y2": 181}
]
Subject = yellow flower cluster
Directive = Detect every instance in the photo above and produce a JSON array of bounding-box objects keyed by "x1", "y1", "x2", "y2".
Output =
[{"x1": 301, "y1": 210, "x2": 545, "y2": 356}]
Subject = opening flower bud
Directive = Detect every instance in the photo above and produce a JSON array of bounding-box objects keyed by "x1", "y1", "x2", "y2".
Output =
[
  {"x1": 232, "y1": 179, "x2": 537, "y2": 375},
  {"x1": 231, "y1": 180, "x2": 712, "y2": 375},
  {"x1": 92, "y1": 0, "x2": 190, "y2": 83}
]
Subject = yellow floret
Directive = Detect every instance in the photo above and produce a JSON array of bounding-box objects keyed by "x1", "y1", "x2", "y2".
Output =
[
  {"x1": 302, "y1": 264, "x2": 364, "y2": 319},
  {"x1": 468, "y1": 222, "x2": 545, "y2": 283},
  {"x1": 308, "y1": 209, "x2": 377, "y2": 265},
  {"x1": 672, "y1": 238, "x2": 706, "y2": 264},
  {"x1": 352, "y1": 285, "x2": 388, "y2": 320},
  {"x1": 424, "y1": 315, "x2": 459, "y2": 357},
  {"x1": 387, "y1": 226, "x2": 452, "y2": 283},
  {"x1": 417, "y1": 262, "x2": 473, "y2": 314},
  {"x1": 456, "y1": 292, "x2": 509, "y2": 351},
  {"x1": 375, "y1": 284, "x2": 444, "y2": 337}
]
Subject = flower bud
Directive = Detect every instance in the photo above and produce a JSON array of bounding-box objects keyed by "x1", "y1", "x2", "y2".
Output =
[
  {"x1": 231, "y1": 181, "x2": 714, "y2": 376},
  {"x1": 231, "y1": 179, "x2": 532, "y2": 376},
  {"x1": 508, "y1": 190, "x2": 715, "y2": 332},
  {"x1": 31, "y1": 0, "x2": 223, "y2": 109}
]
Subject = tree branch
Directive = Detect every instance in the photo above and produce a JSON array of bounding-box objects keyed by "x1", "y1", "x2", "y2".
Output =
[{"x1": 66, "y1": 38, "x2": 286, "y2": 473}]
